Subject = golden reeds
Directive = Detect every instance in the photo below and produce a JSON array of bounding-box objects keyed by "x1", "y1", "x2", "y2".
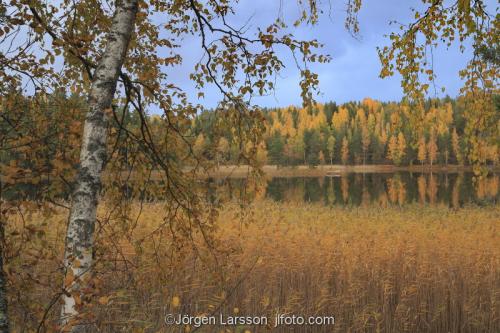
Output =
[{"x1": 5, "y1": 201, "x2": 500, "y2": 332}]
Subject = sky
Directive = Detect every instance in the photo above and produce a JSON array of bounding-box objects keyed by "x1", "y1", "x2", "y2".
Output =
[
  {"x1": 2, "y1": 0, "x2": 495, "y2": 108},
  {"x1": 168, "y1": 0, "x2": 496, "y2": 108}
]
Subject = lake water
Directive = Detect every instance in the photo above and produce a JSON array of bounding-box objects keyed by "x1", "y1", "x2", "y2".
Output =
[
  {"x1": 207, "y1": 172, "x2": 499, "y2": 207},
  {"x1": 5, "y1": 172, "x2": 498, "y2": 207}
]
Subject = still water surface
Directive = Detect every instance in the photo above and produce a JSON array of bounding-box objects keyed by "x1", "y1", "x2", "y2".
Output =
[{"x1": 207, "y1": 172, "x2": 499, "y2": 207}]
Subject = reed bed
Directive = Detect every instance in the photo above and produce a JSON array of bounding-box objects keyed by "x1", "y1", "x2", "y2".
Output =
[{"x1": 5, "y1": 201, "x2": 500, "y2": 332}]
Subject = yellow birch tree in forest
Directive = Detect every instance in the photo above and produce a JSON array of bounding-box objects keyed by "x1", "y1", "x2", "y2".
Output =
[
  {"x1": 193, "y1": 133, "x2": 206, "y2": 158},
  {"x1": 428, "y1": 132, "x2": 439, "y2": 168},
  {"x1": 327, "y1": 135, "x2": 336, "y2": 165},
  {"x1": 341, "y1": 137, "x2": 350, "y2": 165},
  {"x1": 397, "y1": 132, "x2": 407, "y2": 165},
  {"x1": 451, "y1": 128, "x2": 463, "y2": 165},
  {"x1": 418, "y1": 136, "x2": 427, "y2": 166},
  {"x1": 387, "y1": 132, "x2": 406, "y2": 166}
]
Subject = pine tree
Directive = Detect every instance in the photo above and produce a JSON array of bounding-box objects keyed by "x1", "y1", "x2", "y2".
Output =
[
  {"x1": 289, "y1": 134, "x2": 305, "y2": 165},
  {"x1": 361, "y1": 126, "x2": 371, "y2": 165},
  {"x1": 267, "y1": 133, "x2": 285, "y2": 166},
  {"x1": 304, "y1": 129, "x2": 322, "y2": 166}
]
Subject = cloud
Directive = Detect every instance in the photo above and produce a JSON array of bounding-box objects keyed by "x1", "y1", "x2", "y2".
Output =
[{"x1": 173, "y1": 0, "x2": 494, "y2": 109}]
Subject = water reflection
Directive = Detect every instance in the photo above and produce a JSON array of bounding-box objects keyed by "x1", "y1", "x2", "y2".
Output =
[
  {"x1": 4, "y1": 172, "x2": 497, "y2": 207},
  {"x1": 210, "y1": 173, "x2": 499, "y2": 207}
]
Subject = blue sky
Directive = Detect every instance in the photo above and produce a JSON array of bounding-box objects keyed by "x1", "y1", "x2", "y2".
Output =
[
  {"x1": 3, "y1": 1, "x2": 495, "y2": 108},
  {"x1": 170, "y1": 0, "x2": 496, "y2": 108}
]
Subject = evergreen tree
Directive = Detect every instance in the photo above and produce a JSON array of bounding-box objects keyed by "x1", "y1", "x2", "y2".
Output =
[
  {"x1": 304, "y1": 129, "x2": 322, "y2": 166},
  {"x1": 267, "y1": 133, "x2": 285, "y2": 166}
]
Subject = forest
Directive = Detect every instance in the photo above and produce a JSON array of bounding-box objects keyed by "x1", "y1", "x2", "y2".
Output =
[
  {"x1": 2, "y1": 92, "x2": 498, "y2": 188},
  {"x1": 193, "y1": 97, "x2": 499, "y2": 167}
]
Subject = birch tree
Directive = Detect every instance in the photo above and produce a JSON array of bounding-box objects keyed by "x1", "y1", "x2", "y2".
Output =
[
  {"x1": 60, "y1": 1, "x2": 139, "y2": 330},
  {"x1": 0, "y1": 188, "x2": 7, "y2": 332},
  {"x1": 0, "y1": 0, "x2": 334, "y2": 330},
  {"x1": 327, "y1": 135, "x2": 336, "y2": 165}
]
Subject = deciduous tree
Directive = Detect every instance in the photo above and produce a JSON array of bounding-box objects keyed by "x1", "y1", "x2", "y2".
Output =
[
  {"x1": 428, "y1": 132, "x2": 439, "y2": 168},
  {"x1": 451, "y1": 128, "x2": 463, "y2": 165},
  {"x1": 341, "y1": 137, "x2": 349, "y2": 165},
  {"x1": 418, "y1": 136, "x2": 427, "y2": 166},
  {"x1": 327, "y1": 135, "x2": 336, "y2": 165}
]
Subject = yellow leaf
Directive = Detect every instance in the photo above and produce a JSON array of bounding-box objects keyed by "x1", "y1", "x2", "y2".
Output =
[
  {"x1": 98, "y1": 296, "x2": 110, "y2": 305},
  {"x1": 64, "y1": 271, "x2": 75, "y2": 287},
  {"x1": 172, "y1": 296, "x2": 180, "y2": 308}
]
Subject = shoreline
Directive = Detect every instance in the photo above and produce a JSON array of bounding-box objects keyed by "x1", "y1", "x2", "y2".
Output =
[
  {"x1": 203, "y1": 164, "x2": 499, "y2": 178},
  {"x1": 106, "y1": 165, "x2": 500, "y2": 181}
]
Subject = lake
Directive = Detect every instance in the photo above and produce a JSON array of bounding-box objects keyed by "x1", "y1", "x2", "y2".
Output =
[
  {"x1": 4, "y1": 171, "x2": 499, "y2": 207},
  {"x1": 207, "y1": 172, "x2": 499, "y2": 207}
]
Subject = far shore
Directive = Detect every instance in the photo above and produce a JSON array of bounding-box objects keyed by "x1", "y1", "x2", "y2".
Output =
[
  {"x1": 108, "y1": 164, "x2": 499, "y2": 181},
  {"x1": 202, "y1": 164, "x2": 499, "y2": 178}
]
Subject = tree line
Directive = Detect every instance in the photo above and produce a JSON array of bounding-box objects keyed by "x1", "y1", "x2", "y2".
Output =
[
  {"x1": 2, "y1": 93, "x2": 498, "y2": 179},
  {"x1": 192, "y1": 97, "x2": 499, "y2": 167}
]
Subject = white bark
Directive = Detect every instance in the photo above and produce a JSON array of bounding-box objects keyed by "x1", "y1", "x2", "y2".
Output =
[
  {"x1": 0, "y1": 218, "x2": 8, "y2": 333},
  {"x1": 60, "y1": 1, "x2": 138, "y2": 331},
  {"x1": 0, "y1": 179, "x2": 9, "y2": 333}
]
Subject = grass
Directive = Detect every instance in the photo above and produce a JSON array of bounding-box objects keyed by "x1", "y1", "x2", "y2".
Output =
[{"x1": 5, "y1": 201, "x2": 500, "y2": 332}]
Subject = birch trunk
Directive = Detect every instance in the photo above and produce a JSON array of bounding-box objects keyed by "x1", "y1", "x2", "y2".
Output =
[
  {"x1": 0, "y1": 178, "x2": 9, "y2": 332},
  {"x1": 60, "y1": 1, "x2": 138, "y2": 331},
  {"x1": 0, "y1": 257, "x2": 7, "y2": 333},
  {"x1": 0, "y1": 216, "x2": 8, "y2": 333}
]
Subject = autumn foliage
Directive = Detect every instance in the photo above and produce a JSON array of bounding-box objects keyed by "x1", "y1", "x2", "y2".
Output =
[{"x1": 193, "y1": 97, "x2": 499, "y2": 168}]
